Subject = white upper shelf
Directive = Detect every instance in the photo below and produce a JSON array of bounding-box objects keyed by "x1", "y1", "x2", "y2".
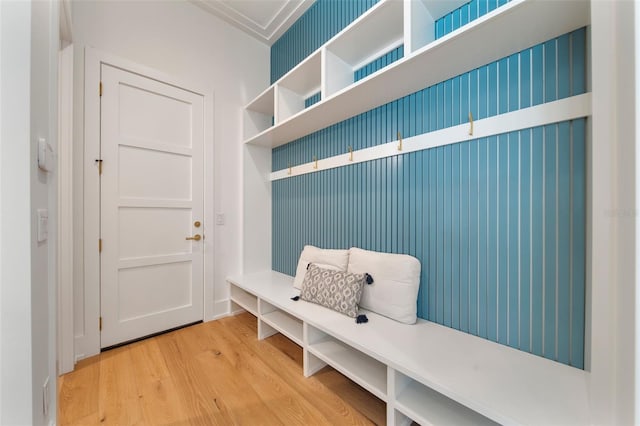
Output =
[{"x1": 244, "y1": 0, "x2": 590, "y2": 148}]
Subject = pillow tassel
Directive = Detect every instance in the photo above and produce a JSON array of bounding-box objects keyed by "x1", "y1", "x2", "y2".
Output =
[
  {"x1": 356, "y1": 314, "x2": 368, "y2": 324},
  {"x1": 291, "y1": 296, "x2": 300, "y2": 301},
  {"x1": 365, "y1": 273, "x2": 374, "y2": 285}
]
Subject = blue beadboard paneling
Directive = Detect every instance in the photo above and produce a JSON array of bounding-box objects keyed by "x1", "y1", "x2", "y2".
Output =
[
  {"x1": 507, "y1": 131, "x2": 519, "y2": 347},
  {"x1": 531, "y1": 125, "x2": 544, "y2": 357},
  {"x1": 270, "y1": 1, "x2": 587, "y2": 369},
  {"x1": 459, "y1": 139, "x2": 469, "y2": 333},
  {"x1": 543, "y1": 124, "x2": 557, "y2": 361},
  {"x1": 305, "y1": 92, "x2": 321, "y2": 108},
  {"x1": 478, "y1": 137, "x2": 488, "y2": 339},
  {"x1": 468, "y1": 139, "x2": 479, "y2": 335},
  {"x1": 435, "y1": 0, "x2": 513, "y2": 39},
  {"x1": 557, "y1": 121, "x2": 571, "y2": 364},
  {"x1": 571, "y1": 118, "x2": 586, "y2": 368},
  {"x1": 354, "y1": 46, "x2": 405, "y2": 82},
  {"x1": 498, "y1": 133, "x2": 509, "y2": 344},
  {"x1": 520, "y1": 128, "x2": 532, "y2": 352}
]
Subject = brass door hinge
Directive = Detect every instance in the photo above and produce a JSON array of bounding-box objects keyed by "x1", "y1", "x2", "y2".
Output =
[
  {"x1": 98, "y1": 238, "x2": 102, "y2": 252},
  {"x1": 99, "y1": 316, "x2": 102, "y2": 331},
  {"x1": 95, "y1": 159, "x2": 103, "y2": 175},
  {"x1": 99, "y1": 81, "x2": 103, "y2": 97}
]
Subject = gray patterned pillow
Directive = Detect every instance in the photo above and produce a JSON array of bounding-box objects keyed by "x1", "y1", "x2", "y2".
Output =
[{"x1": 300, "y1": 264, "x2": 366, "y2": 318}]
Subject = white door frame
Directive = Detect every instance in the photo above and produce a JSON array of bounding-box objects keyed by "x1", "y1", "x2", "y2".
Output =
[{"x1": 77, "y1": 47, "x2": 215, "y2": 359}]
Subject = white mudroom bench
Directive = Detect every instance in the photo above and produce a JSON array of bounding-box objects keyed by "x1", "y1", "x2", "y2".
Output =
[{"x1": 227, "y1": 271, "x2": 589, "y2": 425}]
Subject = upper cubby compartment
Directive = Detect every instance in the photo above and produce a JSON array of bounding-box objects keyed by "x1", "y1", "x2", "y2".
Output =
[
  {"x1": 322, "y1": 0, "x2": 404, "y2": 99},
  {"x1": 243, "y1": 84, "x2": 274, "y2": 140},
  {"x1": 244, "y1": 0, "x2": 590, "y2": 148},
  {"x1": 276, "y1": 50, "x2": 322, "y2": 123}
]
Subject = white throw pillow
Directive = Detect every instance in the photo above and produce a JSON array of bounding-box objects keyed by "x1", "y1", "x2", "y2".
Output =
[
  {"x1": 292, "y1": 245, "x2": 350, "y2": 289},
  {"x1": 347, "y1": 247, "x2": 421, "y2": 324}
]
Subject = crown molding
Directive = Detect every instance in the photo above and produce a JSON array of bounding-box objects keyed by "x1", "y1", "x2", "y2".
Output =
[{"x1": 190, "y1": 0, "x2": 314, "y2": 45}]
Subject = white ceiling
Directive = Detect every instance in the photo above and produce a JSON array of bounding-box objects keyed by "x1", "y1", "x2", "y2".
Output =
[{"x1": 190, "y1": 0, "x2": 315, "y2": 45}]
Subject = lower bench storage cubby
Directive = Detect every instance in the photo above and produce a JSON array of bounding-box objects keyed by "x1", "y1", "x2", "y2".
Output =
[
  {"x1": 392, "y1": 371, "x2": 496, "y2": 426},
  {"x1": 259, "y1": 301, "x2": 303, "y2": 346},
  {"x1": 306, "y1": 324, "x2": 387, "y2": 401},
  {"x1": 230, "y1": 285, "x2": 258, "y2": 315}
]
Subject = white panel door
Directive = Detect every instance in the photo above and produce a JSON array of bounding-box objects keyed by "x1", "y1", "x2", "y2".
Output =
[{"x1": 100, "y1": 64, "x2": 204, "y2": 348}]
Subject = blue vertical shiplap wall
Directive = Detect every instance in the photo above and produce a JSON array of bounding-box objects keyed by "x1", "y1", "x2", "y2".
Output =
[
  {"x1": 354, "y1": 45, "x2": 404, "y2": 82},
  {"x1": 434, "y1": 0, "x2": 512, "y2": 39},
  {"x1": 305, "y1": 92, "x2": 322, "y2": 108},
  {"x1": 270, "y1": 0, "x2": 586, "y2": 369},
  {"x1": 271, "y1": 0, "x2": 379, "y2": 83}
]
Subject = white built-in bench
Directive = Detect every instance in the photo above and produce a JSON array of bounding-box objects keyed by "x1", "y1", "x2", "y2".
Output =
[{"x1": 227, "y1": 271, "x2": 589, "y2": 425}]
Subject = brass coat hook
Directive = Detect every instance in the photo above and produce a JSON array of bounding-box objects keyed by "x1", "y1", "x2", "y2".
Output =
[
  {"x1": 313, "y1": 155, "x2": 318, "y2": 169},
  {"x1": 468, "y1": 112, "x2": 474, "y2": 136},
  {"x1": 397, "y1": 131, "x2": 403, "y2": 151},
  {"x1": 348, "y1": 146, "x2": 353, "y2": 161}
]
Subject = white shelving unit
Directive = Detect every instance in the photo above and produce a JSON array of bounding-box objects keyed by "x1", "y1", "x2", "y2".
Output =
[
  {"x1": 243, "y1": 0, "x2": 590, "y2": 148},
  {"x1": 227, "y1": 271, "x2": 590, "y2": 426},
  {"x1": 236, "y1": 0, "x2": 606, "y2": 423},
  {"x1": 236, "y1": 0, "x2": 640, "y2": 422}
]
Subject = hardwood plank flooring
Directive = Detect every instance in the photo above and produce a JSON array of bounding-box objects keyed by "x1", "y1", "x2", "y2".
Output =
[{"x1": 59, "y1": 313, "x2": 386, "y2": 425}]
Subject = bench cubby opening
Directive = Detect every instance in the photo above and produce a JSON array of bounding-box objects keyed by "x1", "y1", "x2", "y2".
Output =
[
  {"x1": 391, "y1": 370, "x2": 496, "y2": 426},
  {"x1": 259, "y1": 301, "x2": 304, "y2": 346},
  {"x1": 306, "y1": 324, "x2": 387, "y2": 401},
  {"x1": 230, "y1": 285, "x2": 258, "y2": 316}
]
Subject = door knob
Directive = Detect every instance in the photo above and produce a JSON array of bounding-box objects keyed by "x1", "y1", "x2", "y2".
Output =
[{"x1": 186, "y1": 234, "x2": 201, "y2": 241}]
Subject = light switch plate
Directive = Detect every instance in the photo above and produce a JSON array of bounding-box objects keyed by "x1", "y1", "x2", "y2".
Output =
[
  {"x1": 216, "y1": 213, "x2": 225, "y2": 226},
  {"x1": 37, "y1": 209, "x2": 48, "y2": 242},
  {"x1": 37, "y1": 137, "x2": 54, "y2": 172}
]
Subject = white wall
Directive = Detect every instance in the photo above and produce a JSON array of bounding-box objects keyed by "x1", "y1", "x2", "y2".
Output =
[
  {"x1": 590, "y1": 0, "x2": 637, "y2": 423},
  {"x1": 612, "y1": 1, "x2": 638, "y2": 422},
  {"x1": 1, "y1": 0, "x2": 59, "y2": 424},
  {"x1": 0, "y1": 2, "x2": 3, "y2": 420},
  {"x1": 0, "y1": 3, "x2": 32, "y2": 424},
  {"x1": 637, "y1": 0, "x2": 640, "y2": 419},
  {"x1": 34, "y1": 1, "x2": 60, "y2": 424},
  {"x1": 71, "y1": 0, "x2": 270, "y2": 358}
]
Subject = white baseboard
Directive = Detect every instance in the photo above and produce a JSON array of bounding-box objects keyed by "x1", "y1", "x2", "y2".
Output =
[
  {"x1": 205, "y1": 299, "x2": 231, "y2": 322},
  {"x1": 230, "y1": 307, "x2": 247, "y2": 316}
]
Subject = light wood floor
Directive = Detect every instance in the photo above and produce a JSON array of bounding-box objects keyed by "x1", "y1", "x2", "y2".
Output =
[{"x1": 58, "y1": 312, "x2": 386, "y2": 425}]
